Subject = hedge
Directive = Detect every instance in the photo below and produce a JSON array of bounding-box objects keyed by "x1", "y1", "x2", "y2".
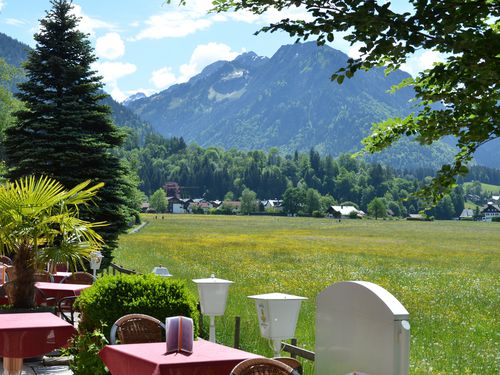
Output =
[{"x1": 75, "y1": 274, "x2": 199, "y2": 337}]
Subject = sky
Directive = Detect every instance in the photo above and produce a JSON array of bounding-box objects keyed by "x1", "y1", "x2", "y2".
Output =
[{"x1": 0, "y1": 0, "x2": 443, "y2": 102}]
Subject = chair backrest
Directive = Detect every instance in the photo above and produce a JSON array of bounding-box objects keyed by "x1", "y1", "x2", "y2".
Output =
[
  {"x1": 60, "y1": 272, "x2": 95, "y2": 285},
  {"x1": 58, "y1": 296, "x2": 78, "y2": 325},
  {"x1": 34, "y1": 271, "x2": 54, "y2": 283},
  {"x1": 0, "y1": 255, "x2": 13, "y2": 266},
  {"x1": 5, "y1": 266, "x2": 16, "y2": 282},
  {"x1": 48, "y1": 261, "x2": 69, "y2": 273},
  {"x1": 230, "y1": 358, "x2": 296, "y2": 375},
  {"x1": 273, "y1": 358, "x2": 303, "y2": 375},
  {"x1": 110, "y1": 314, "x2": 166, "y2": 344}
]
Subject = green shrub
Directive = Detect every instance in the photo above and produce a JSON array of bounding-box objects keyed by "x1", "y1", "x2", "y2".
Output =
[
  {"x1": 62, "y1": 327, "x2": 109, "y2": 375},
  {"x1": 75, "y1": 274, "x2": 199, "y2": 337},
  {"x1": 312, "y1": 210, "x2": 324, "y2": 218},
  {"x1": 492, "y1": 216, "x2": 500, "y2": 222}
]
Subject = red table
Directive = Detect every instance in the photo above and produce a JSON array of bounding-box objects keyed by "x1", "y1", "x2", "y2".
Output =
[
  {"x1": 0, "y1": 312, "x2": 76, "y2": 374},
  {"x1": 35, "y1": 281, "x2": 90, "y2": 301},
  {"x1": 99, "y1": 339, "x2": 262, "y2": 375}
]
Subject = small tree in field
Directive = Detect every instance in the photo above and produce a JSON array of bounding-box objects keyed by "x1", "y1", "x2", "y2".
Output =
[
  {"x1": 150, "y1": 188, "x2": 168, "y2": 213},
  {"x1": 368, "y1": 197, "x2": 387, "y2": 220},
  {"x1": 240, "y1": 188, "x2": 258, "y2": 214}
]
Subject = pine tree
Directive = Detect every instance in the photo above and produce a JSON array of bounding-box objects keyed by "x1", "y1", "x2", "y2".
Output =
[{"x1": 4, "y1": 0, "x2": 134, "y2": 265}]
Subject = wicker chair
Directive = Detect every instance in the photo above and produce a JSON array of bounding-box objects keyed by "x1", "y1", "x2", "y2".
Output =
[
  {"x1": 1, "y1": 280, "x2": 56, "y2": 306},
  {"x1": 110, "y1": 314, "x2": 166, "y2": 344},
  {"x1": 5, "y1": 266, "x2": 16, "y2": 281},
  {"x1": 48, "y1": 261, "x2": 69, "y2": 273},
  {"x1": 230, "y1": 358, "x2": 297, "y2": 375},
  {"x1": 34, "y1": 270, "x2": 54, "y2": 283},
  {"x1": 274, "y1": 358, "x2": 303, "y2": 375},
  {"x1": 0, "y1": 255, "x2": 13, "y2": 266},
  {"x1": 60, "y1": 272, "x2": 95, "y2": 285},
  {"x1": 58, "y1": 296, "x2": 78, "y2": 325}
]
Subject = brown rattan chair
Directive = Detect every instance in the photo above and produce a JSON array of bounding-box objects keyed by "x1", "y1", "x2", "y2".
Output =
[
  {"x1": 1, "y1": 280, "x2": 56, "y2": 306},
  {"x1": 48, "y1": 261, "x2": 69, "y2": 273},
  {"x1": 0, "y1": 255, "x2": 13, "y2": 266},
  {"x1": 58, "y1": 296, "x2": 78, "y2": 325},
  {"x1": 110, "y1": 314, "x2": 166, "y2": 344},
  {"x1": 274, "y1": 358, "x2": 302, "y2": 375},
  {"x1": 60, "y1": 271, "x2": 95, "y2": 285},
  {"x1": 34, "y1": 270, "x2": 54, "y2": 283},
  {"x1": 5, "y1": 266, "x2": 16, "y2": 281},
  {"x1": 230, "y1": 358, "x2": 297, "y2": 375}
]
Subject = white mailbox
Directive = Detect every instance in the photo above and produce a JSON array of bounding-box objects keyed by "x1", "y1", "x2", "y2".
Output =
[
  {"x1": 248, "y1": 292, "x2": 307, "y2": 356},
  {"x1": 315, "y1": 281, "x2": 410, "y2": 375}
]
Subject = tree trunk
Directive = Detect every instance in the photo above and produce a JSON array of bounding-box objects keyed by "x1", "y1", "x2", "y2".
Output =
[{"x1": 12, "y1": 243, "x2": 36, "y2": 308}]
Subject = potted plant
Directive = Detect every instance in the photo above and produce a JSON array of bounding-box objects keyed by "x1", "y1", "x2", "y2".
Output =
[{"x1": 0, "y1": 175, "x2": 104, "y2": 309}]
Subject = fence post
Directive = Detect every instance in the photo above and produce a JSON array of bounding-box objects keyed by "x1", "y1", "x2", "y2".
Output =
[
  {"x1": 290, "y1": 338, "x2": 297, "y2": 358},
  {"x1": 234, "y1": 316, "x2": 241, "y2": 349}
]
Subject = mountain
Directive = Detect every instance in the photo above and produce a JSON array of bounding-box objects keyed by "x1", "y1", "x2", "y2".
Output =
[
  {"x1": 123, "y1": 92, "x2": 147, "y2": 107},
  {"x1": 127, "y1": 42, "x2": 497, "y2": 169},
  {"x1": 0, "y1": 32, "x2": 152, "y2": 143}
]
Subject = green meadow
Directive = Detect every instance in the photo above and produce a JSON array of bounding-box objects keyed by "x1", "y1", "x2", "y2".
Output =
[{"x1": 114, "y1": 215, "x2": 499, "y2": 374}]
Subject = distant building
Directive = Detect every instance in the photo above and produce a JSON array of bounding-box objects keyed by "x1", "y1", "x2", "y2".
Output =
[
  {"x1": 406, "y1": 214, "x2": 427, "y2": 221},
  {"x1": 168, "y1": 197, "x2": 192, "y2": 214},
  {"x1": 459, "y1": 208, "x2": 474, "y2": 220},
  {"x1": 481, "y1": 202, "x2": 500, "y2": 222},
  {"x1": 327, "y1": 205, "x2": 364, "y2": 219},
  {"x1": 262, "y1": 199, "x2": 284, "y2": 212}
]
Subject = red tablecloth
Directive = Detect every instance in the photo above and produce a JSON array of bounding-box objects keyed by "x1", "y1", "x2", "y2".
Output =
[
  {"x1": 0, "y1": 312, "x2": 76, "y2": 357},
  {"x1": 35, "y1": 281, "x2": 90, "y2": 301},
  {"x1": 52, "y1": 272, "x2": 72, "y2": 283},
  {"x1": 99, "y1": 339, "x2": 262, "y2": 375}
]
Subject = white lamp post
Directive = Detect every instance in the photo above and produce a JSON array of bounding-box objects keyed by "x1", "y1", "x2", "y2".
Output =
[
  {"x1": 152, "y1": 265, "x2": 173, "y2": 277},
  {"x1": 89, "y1": 251, "x2": 103, "y2": 279},
  {"x1": 192, "y1": 274, "x2": 233, "y2": 342},
  {"x1": 248, "y1": 292, "x2": 307, "y2": 357}
]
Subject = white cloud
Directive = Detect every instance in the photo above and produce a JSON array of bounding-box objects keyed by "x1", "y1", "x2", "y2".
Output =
[
  {"x1": 92, "y1": 61, "x2": 137, "y2": 102},
  {"x1": 150, "y1": 42, "x2": 241, "y2": 90},
  {"x1": 70, "y1": 4, "x2": 114, "y2": 37},
  {"x1": 401, "y1": 50, "x2": 446, "y2": 76},
  {"x1": 132, "y1": 12, "x2": 212, "y2": 40},
  {"x1": 0, "y1": 1, "x2": 4, "y2": 12},
  {"x1": 95, "y1": 33, "x2": 125, "y2": 60},
  {"x1": 5, "y1": 18, "x2": 25, "y2": 26},
  {"x1": 93, "y1": 61, "x2": 136, "y2": 83},
  {"x1": 151, "y1": 67, "x2": 178, "y2": 89}
]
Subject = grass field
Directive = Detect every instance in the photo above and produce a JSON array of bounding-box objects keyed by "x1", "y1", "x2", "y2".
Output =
[
  {"x1": 114, "y1": 215, "x2": 499, "y2": 374},
  {"x1": 463, "y1": 181, "x2": 500, "y2": 195}
]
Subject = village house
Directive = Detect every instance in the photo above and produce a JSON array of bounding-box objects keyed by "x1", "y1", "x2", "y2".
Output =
[
  {"x1": 168, "y1": 197, "x2": 192, "y2": 214},
  {"x1": 327, "y1": 205, "x2": 365, "y2": 219},
  {"x1": 481, "y1": 202, "x2": 500, "y2": 222},
  {"x1": 262, "y1": 199, "x2": 284, "y2": 212},
  {"x1": 459, "y1": 208, "x2": 475, "y2": 220}
]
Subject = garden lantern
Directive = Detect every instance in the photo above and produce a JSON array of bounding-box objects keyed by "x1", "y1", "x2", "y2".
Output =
[
  {"x1": 89, "y1": 251, "x2": 103, "y2": 278},
  {"x1": 248, "y1": 292, "x2": 307, "y2": 357},
  {"x1": 152, "y1": 265, "x2": 172, "y2": 277},
  {"x1": 192, "y1": 274, "x2": 233, "y2": 342}
]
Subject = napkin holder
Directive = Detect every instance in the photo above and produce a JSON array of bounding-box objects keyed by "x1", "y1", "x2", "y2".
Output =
[{"x1": 166, "y1": 316, "x2": 194, "y2": 354}]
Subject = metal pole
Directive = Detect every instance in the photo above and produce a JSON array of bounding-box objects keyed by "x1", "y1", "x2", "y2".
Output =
[{"x1": 209, "y1": 316, "x2": 216, "y2": 342}]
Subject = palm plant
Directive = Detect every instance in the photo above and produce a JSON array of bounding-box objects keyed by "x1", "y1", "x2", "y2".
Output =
[{"x1": 0, "y1": 176, "x2": 105, "y2": 308}]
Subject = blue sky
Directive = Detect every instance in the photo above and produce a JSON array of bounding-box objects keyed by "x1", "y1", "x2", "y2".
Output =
[{"x1": 0, "y1": 0, "x2": 441, "y2": 102}]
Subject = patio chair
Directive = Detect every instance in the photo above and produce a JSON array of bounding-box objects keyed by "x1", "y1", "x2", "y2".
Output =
[
  {"x1": 274, "y1": 358, "x2": 303, "y2": 375},
  {"x1": 0, "y1": 255, "x2": 13, "y2": 265},
  {"x1": 1, "y1": 280, "x2": 56, "y2": 307},
  {"x1": 230, "y1": 358, "x2": 297, "y2": 375},
  {"x1": 34, "y1": 270, "x2": 54, "y2": 283},
  {"x1": 58, "y1": 296, "x2": 78, "y2": 325},
  {"x1": 5, "y1": 266, "x2": 16, "y2": 281},
  {"x1": 60, "y1": 271, "x2": 95, "y2": 285},
  {"x1": 110, "y1": 314, "x2": 166, "y2": 344},
  {"x1": 48, "y1": 261, "x2": 69, "y2": 273}
]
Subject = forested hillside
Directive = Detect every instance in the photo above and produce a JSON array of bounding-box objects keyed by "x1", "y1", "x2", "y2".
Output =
[{"x1": 128, "y1": 42, "x2": 459, "y2": 170}]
